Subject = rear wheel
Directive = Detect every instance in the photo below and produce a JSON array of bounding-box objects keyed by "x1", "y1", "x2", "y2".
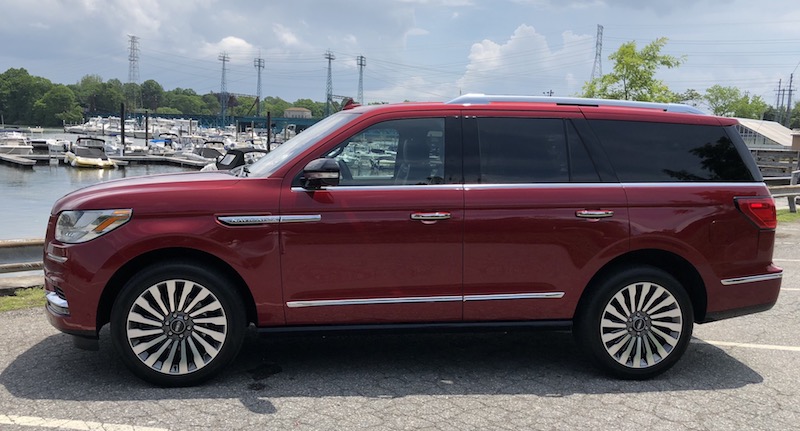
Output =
[
  {"x1": 110, "y1": 261, "x2": 245, "y2": 387},
  {"x1": 574, "y1": 266, "x2": 693, "y2": 379}
]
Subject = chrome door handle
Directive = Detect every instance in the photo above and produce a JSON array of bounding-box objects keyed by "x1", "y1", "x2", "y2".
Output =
[
  {"x1": 576, "y1": 209, "x2": 614, "y2": 219},
  {"x1": 411, "y1": 212, "x2": 451, "y2": 221}
]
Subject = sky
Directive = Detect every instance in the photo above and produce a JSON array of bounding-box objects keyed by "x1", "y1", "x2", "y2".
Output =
[{"x1": 1, "y1": 0, "x2": 799, "y2": 111}]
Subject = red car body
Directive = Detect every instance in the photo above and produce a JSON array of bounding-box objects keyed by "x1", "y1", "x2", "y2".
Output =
[{"x1": 43, "y1": 96, "x2": 782, "y2": 385}]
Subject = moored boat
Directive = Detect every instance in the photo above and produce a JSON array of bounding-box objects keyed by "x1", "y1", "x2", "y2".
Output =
[
  {"x1": 63, "y1": 137, "x2": 117, "y2": 169},
  {"x1": 0, "y1": 129, "x2": 34, "y2": 155}
]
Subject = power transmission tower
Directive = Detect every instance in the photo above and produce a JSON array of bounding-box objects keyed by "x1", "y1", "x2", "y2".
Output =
[
  {"x1": 357, "y1": 55, "x2": 366, "y2": 105},
  {"x1": 591, "y1": 24, "x2": 604, "y2": 80},
  {"x1": 127, "y1": 35, "x2": 141, "y2": 110},
  {"x1": 254, "y1": 55, "x2": 265, "y2": 117},
  {"x1": 324, "y1": 50, "x2": 335, "y2": 117},
  {"x1": 219, "y1": 52, "x2": 229, "y2": 125},
  {"x1": 127, "y1": 35, "x2": 140, "y2": 84}
]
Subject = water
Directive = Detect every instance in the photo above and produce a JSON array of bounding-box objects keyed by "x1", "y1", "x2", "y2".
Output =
[{"x1": 0, "y1": 131, "x2": 196, "y2": 240}]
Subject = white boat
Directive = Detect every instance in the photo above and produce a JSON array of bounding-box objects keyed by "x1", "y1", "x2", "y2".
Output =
[
  {"x1": 0, "y1": 130, "x2": 34, "y2": 155},
  {"x1": 63, "y1": 137, "x2": 117, "y2": 169},
  {"x1": 28, "y1": 126, "x2": 44, "y2": 134}
]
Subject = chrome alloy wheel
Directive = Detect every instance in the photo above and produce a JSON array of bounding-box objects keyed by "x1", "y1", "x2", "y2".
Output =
[
  {"x1": 125, "y1": 279, "x2": 228, "y2": 376},
  {"x1": 599, "y1": 281, "x2": 683, "y2": 369}
]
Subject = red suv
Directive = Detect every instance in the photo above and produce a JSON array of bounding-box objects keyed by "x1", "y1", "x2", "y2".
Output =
[{"x1": 43, "y1": 94, "x2": 782, "y2": 386}]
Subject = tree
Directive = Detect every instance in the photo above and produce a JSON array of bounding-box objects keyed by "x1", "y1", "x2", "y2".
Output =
[
  {"x1": 123, "y1": 82, "x2": 141, "y2": 110},
  {"x1": 582, "y1": 37, "x2": 684, "y2": 102},
  {"x1": 703, "y1": 85, "x2": 768, "y2": 119},
  {"x1": 0, "y1": 68, "x2": 50, "y2": 124},
  {"x1": 293, "y1": 98, "x2": 325, "y2": 117},
  {"x1": 140, "y1": 79, "x2": 164, "y2": 111},
  {"x1": 32, "y1": 85, "x2": 81, "y2": 126}
]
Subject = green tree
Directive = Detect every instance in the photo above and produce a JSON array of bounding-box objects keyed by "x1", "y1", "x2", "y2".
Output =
[
  {"x1": 71, "y1": 74, "x2": 105, "y2": 113},
  {"x1": 703, "y1": 85, "x2": 768, "y2": 119},
  {"x1": 95, "y1": 79, "x2": 125, "y2": 114},
  {"x1": 0, "y1": 68, "x2": 51, "y2": 124},
  {"x1": 262, "y1": 96, "x2": 291, "y2": 117},
  {"x1": 293, "y1": 98, "x2": 325, "y2": 117},
  {"x1": 140, "y1": 79, "x2": 164, "y2": 111},
  {"x1": 201, "y1": 93, "x2": 221, "y2": 114},
  {"x1": 123, "y1": 82, "x2": 141, "y2": 111},
  {"x1": 582, "y1": 37, "x2": 684, "y2": 102},
  {"x1": 32, "y1": 85, "x2": 81, "y2": 126},
  {"x1": 163, "y1": 88, "x2": 207, "y2": 115}
]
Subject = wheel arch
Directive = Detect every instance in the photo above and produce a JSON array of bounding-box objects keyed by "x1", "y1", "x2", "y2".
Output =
[
  {"x1": 96, "y1": 247, "x2": 257, "y2": 331},
  {"x1": 576, "y1": 249, "x2": 708, "y2": 323}
]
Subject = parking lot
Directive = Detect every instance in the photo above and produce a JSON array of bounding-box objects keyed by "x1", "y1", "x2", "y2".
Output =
[{"x1": 1, "y1": 224, "x2": 800, "y2": 431}]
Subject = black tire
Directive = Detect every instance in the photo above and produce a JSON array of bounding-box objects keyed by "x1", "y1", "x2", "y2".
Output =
[
  {"x1": 110, "y1": 261, "x2": 246, "y2": 387},
  {"x1": 574, "y1": 266, "x2": 693, "y2": 380}
]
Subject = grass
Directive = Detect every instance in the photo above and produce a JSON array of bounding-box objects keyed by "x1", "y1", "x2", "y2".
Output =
[
  {"x1": 0, "y1": 287, "x2": 45, "y2": 312},
  {"x1": 777, "y1": 209, "x2": 800, "y2": 224}
]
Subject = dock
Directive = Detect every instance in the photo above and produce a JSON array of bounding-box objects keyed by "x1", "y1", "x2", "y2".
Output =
[
  {"x1": 0, "y1": 153, "x2": 37, "y2": 168},
  {"x1": 0, "y1": 153, "x2": 208, "y2": 169}
]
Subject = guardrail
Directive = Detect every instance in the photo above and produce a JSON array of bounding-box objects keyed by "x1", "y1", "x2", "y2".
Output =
[{"x1": 0, "y1": 239, "x2": 44, "y2": 274}]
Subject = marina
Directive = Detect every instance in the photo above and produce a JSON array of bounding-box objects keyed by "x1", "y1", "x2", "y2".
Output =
[
  {"x1": 0, "y1": 127, "x2": 286, "y2": 241},
  {"x1": 0, "y1": 129, "x2": 210, "y2": 241}
]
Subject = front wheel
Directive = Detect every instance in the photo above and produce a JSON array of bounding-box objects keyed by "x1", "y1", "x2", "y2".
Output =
[
  {"x1": 574, "y1": 266, "x2": 693, "y2": 379},
  {"x1": 110, "y1": 261, "x2": 246, "y2": 387}
]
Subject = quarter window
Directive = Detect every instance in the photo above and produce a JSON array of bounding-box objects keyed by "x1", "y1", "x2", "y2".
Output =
[{"x1": 588, "y1": 120, "x2": 754, "y2": 182}]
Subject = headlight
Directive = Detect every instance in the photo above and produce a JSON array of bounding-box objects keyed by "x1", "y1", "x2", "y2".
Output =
[{"x1": 55, "y1": 209, "x2": 132, "y2": 244}]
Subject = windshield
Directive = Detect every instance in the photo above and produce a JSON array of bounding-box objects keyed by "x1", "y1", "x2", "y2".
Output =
[{"x1": 243, "y1": 112, "x2": 359, "y2": 178}]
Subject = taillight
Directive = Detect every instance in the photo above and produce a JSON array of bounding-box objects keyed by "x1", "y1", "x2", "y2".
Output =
[{"x1": 735, "y1": 197, "x2": 777, "y2": 229}]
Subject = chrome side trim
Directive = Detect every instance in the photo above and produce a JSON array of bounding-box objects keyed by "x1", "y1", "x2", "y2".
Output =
[
  {"x1": 464, "y1": 292, "x2": 565, "y2": 301},
  {"x1": 218, "y1": 215, "x2": 280, "y2": 226},
  {"x1": 217, "y1": 215, "x2": 321, "y2": 226},
  {"x1": 721, "y1": 272, "x2": 783, "y2": 286},
  {"x1": 45, "y1": 252, "x2": 68, "y2": 263},
  {"x1": 280, "y1": 215, "x2": 322, "y2": 223},
  {"x1": 286, "y1": 292, "x2": 565, "y2": 308},
  {"x1": 291, "y1": 185, "x2": 465, "y2": 193},
  {"x1": 287, "y1": 295, "x2": 462, "y2": 308}
]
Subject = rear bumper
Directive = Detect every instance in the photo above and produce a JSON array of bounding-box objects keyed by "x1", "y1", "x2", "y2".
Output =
[{"x1": 702, "y1": 265, "x2": 783, "y2": 322}]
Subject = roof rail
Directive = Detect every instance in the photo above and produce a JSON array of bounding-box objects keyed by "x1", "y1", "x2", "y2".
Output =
[{"x1": 446, "y1": 94, "x2": 706, "y2": 115}]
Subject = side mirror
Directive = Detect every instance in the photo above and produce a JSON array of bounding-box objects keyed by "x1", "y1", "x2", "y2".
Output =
[{"x1": 302, "y1": 158, "x2": 340, "y2": 190}]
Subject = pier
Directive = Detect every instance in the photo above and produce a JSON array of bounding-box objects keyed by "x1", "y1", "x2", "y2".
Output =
[{"x1": 0, "y1": 153, "x2": 208, "y2": 169}]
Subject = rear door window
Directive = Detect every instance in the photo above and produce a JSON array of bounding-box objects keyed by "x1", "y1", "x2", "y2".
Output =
[{"x1": 475, "y1": 117, "x2": 600, "y2": 183}]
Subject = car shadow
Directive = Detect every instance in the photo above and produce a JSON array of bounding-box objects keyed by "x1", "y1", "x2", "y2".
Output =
[{"x1": 0, "y1": 326, "x2": 762, "y2": 415}]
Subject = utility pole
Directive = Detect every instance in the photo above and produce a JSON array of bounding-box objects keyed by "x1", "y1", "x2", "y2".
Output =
[
  {"x1": 254, "y1": 55, "x2": 265, "y2": 117},
  {"x1": 591, "y1": 24, "x2": 604, "y2": 80},
  {"x1": 357, "y1": 55, "x2": 366, "y2": 105},
  {"x1": 785, "y1": 73, "x2": 794, "y2": 128},
  {"x1": 324, "y1": 50, "x2": 335, "y2": 117},
  {"x1": 776, "y1": 79, "x2": 784, "y2": 124},
  {"x1": 219, "y1": 52, "x2": 229, "y2": 126}
]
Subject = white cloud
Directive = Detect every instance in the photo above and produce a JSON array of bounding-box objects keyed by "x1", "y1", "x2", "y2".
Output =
[
  {"x1": 273, "y1": 24, "x2": 303, "y2": 47},
  {"x1": 456, "y1": 25, "x2": 593, "y2": 97}
]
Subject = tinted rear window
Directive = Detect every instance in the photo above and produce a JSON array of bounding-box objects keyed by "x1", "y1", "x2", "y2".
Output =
[
  {"x1": 589, "y1": 120, "x2": 754, "y2": 182},
  {"x1": 476, "y1": 118, "x2": 600, "y2": 183}
]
